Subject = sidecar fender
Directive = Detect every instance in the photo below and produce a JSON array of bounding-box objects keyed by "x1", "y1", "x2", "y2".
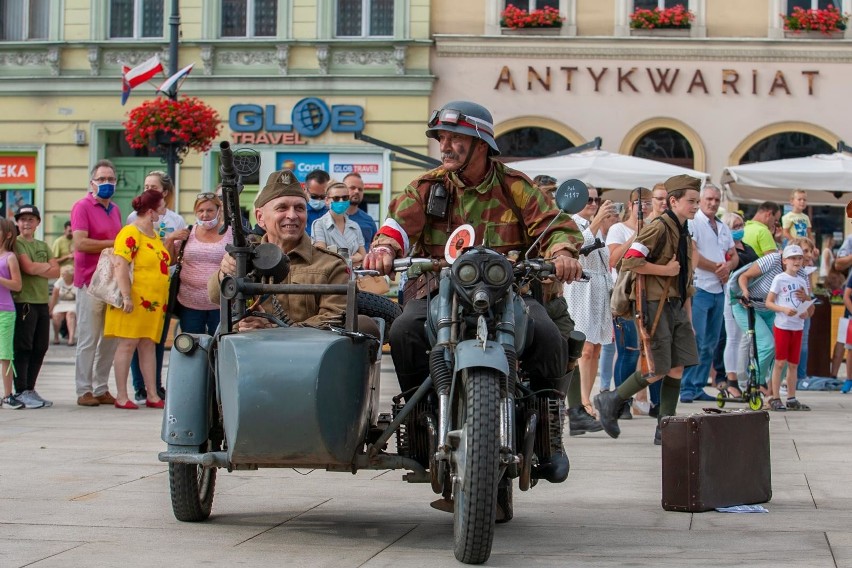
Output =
[
  {"x1": 161, "y1": 334, "x2": 214, "y2": 447},
  {"x1": 453, "y1": 339, "x2": 510, "y2": 376}
]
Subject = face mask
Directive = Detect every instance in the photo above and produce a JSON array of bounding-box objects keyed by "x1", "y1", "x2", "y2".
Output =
[
  {"x1": 330, "y1": 200, "x2": 350, "y2": 215},
  {"x1": 196, "y1": 217, "x2": 219, "y2": 230},
  {"x1": 308, "y1": 198, "x2": 326, "y2": 211},
  {"x1": 96, "y1": 183, "x2": 115, "y2": 199},
  {"x1": 731, "y1": 229, "x2": 744, "y2": 241}
]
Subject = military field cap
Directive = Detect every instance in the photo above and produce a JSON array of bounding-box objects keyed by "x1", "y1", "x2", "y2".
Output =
[
  {"x1": 15, "y1": 205, "x2": 41, "y2": 221},
  {"x1": 782, "y1": 244, "x2": 804, "y2": 259},
  {"x1": 664, "y1": 174, "x2": 702, "y2": 194},
  {"x1": 255, "y1": 169, "x2": 305, "y2": 208}
]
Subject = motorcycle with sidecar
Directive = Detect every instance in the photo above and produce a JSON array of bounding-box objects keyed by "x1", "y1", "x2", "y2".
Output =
[{"x1": 159, "y1": 143, "x2": 589, "y2": 564}]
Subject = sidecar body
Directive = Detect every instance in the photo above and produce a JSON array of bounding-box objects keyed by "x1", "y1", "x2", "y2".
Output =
[{"x1": 161, "y1": 323, "x2": 383, "y2": 469}]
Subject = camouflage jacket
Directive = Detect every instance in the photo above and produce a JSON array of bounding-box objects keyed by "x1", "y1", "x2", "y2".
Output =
[{"x1": 374, "y1": 161, "x2": 582, "y2": 260}]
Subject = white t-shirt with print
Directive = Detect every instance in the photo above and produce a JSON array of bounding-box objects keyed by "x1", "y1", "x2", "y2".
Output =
[{"x1": 769, "y1": 271, "x2": 808, "y2": 331}]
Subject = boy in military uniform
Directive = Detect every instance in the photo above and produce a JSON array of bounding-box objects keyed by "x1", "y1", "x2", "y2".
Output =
[{"x1": 594, "y1": 174, "x2": 701, "y2": 444}]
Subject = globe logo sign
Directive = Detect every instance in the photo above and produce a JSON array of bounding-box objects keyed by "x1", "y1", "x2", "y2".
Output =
[{"x1": 292, "y1": 97, "x2": 331, "y2": 137}]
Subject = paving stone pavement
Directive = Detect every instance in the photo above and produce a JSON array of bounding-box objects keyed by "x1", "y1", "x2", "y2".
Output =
[{"x1": 1, "y1": 343, "x2": 850, "y2": 567}]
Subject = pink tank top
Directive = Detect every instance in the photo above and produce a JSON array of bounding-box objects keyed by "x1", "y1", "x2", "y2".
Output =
[{"x1": 0, "y1": 253, "x2": 14, "y2": 311}]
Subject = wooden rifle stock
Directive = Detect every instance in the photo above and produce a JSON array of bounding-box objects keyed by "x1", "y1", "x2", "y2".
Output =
[{"x1": 634, "y1": 201, "x2": 657, "y2": 380}]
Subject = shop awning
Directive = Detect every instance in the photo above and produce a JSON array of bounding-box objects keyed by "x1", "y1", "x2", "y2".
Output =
[
  {"x1": 509, "y1": 149, "x2": 709, "y2": 191},
  {"x1": 721, "y1": 152, "x2": 852, "y2": 207}
]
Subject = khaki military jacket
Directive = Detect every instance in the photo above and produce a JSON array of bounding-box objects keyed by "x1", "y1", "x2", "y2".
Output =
[
  {"x1": 208, "y1": 232, "x2": 347, "y2": 329},
  {"x1": 374, "y1": 161, "x2": 582, "y2": 259},
  {"x1": 622, "y1": 213, "x2": 695, "y2": 301}
]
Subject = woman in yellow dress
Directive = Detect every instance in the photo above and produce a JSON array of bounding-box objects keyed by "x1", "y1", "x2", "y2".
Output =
[{"x1": 105, "y1": 189, "x2": 170, "y2": 409}]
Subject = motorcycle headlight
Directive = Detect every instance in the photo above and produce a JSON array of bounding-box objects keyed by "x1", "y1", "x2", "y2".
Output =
[
  {"x1": 484, "y1": 260, "x2": 511, "y2": 287},
  {"x1": 455, "y1": 261, "x2": 479, "y2": 285}
]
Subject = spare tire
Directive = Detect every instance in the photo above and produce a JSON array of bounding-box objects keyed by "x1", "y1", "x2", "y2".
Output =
[{"x1": 357, "y1": 292, "x2": 402, "y2": 343}]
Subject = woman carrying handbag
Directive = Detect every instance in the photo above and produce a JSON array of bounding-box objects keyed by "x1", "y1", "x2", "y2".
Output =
[{"x1": 104, "y1": 190, "x2": 170, "y2": 409}]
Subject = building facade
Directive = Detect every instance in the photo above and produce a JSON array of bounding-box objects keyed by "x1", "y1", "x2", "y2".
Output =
[
  {"x1": 431, "y1": 0, "x2": 852, "y2": 237},
  {"x1": 0, "y1": 0, "x2": 434, "y2": 240}
]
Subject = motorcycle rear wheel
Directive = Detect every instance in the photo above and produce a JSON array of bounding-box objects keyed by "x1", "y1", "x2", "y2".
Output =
[{"x1": 453, "y1": 368, "x2": 501, "y2": 564}]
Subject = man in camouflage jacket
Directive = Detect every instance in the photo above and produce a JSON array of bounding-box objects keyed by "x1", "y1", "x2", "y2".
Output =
[{"x1": 364, "y1": 100, "x2": 584, "y2": 484}]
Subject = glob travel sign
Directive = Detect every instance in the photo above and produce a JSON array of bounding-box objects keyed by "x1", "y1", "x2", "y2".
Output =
[{"x1": 229, "y1": 97, "x2": 364, "y2": 145}]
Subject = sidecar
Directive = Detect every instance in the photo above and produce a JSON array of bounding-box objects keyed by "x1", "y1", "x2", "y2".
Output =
[{"x1": 158, "y1": 286, "x2": 420, "y2": 522}]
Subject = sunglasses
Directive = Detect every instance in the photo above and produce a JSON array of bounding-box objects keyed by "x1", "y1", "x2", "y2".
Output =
[
  {"x1": 328, "y1": 195, "x2": 349, "y2": 202},
  {"x1": 587, "y1": 197, "x2": 602, "y2": 205},
  {"x1": 196, "y1": 192, "x2": 218, "y2": 201},
  {"x1": 308, "y1": 193, "x2": 325, "y2": 200}
]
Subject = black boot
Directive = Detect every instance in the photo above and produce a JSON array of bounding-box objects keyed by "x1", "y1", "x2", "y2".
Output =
[
  {"x1": 568, "y1": 405, "x2": 603, "y2": 436},
  {"x1": 653, "y1": 421, "x2": 662, "y2": 446},
  {"x1": 532, "y1": 397, "x2": 570, "y2": 483},
  {"x1": 593, "y1": 390, "x2": 624, "y2": 439},
  {"x1": 619, "y1": 398, "x2": 633, "y2": 420}
]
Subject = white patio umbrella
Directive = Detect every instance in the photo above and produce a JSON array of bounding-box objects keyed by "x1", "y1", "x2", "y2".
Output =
[
  {"x1": 509, "y1": 149, "x2": 710, "y2": 191},
  {"x1": 721, "y1": 152, "x2": 852, "y2": 207}
]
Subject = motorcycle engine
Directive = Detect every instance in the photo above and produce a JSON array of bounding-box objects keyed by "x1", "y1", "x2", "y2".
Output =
[{"x1": 393, "y1": 398, "x2": 436, "y2": 468}]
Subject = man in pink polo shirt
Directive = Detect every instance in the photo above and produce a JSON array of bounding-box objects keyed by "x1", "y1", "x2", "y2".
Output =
[{"x1": 71, "y1": 159, "x2": 124, "y2": 406}]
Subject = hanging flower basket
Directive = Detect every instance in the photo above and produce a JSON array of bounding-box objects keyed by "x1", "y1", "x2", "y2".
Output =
[{"x1": 124, "y1": 96, "x2": 222, "y2": 157}]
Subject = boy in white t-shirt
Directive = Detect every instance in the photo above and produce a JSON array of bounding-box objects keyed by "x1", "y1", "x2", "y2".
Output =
[{"x1": 766, "y1": 244, "x2": 814, "y2": 411}]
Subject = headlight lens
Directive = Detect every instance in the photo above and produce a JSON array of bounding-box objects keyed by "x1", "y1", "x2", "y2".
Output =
[
  {"x1": 173, "y1": 333, "x2": 197, "y2": 354},
  {"x1": 484, "y1": 261, "x2": 509, "y2": 286},
  {"x1": 456, "y1": 262, "x2": 479, "y2": 285}
]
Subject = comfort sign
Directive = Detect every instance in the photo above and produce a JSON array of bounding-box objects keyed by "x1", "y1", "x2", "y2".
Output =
[{"x1": 0, "y1": 155, "x2": 36, "y2": 185}]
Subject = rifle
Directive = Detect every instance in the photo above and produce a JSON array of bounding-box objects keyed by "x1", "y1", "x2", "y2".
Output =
[{"x1": 633, "y1": 200, "x2": 656, "y2": 380}]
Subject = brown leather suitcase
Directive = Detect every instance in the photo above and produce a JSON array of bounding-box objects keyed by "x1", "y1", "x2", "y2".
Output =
[{"x1": 661, "y1": 409, "x2": 772, "y2": 512}]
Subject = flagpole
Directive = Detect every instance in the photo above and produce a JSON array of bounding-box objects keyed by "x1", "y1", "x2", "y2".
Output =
[{"x1": 166, "y1": 0, "x2": 180, "y2": 186}]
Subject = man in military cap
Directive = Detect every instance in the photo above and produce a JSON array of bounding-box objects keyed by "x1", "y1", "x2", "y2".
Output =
[
  {"x1": 594, "y1": 174, "x2": 701, "y2": 445},
  {"x1": 209, "y1": 169, "x2": 351, "y2": 330},
  {"x1": 364, "y1": 100, "x2": 585, "y2": 484}
]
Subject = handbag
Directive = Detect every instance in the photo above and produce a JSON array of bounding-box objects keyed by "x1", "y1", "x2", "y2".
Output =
[
  {"x1": 87, "y1": 248, "x2": 132, "y2": 308},
  {"x1": 610, "y1": 268, "x2": 635, "y2": 317},
  {"x1": 166, "y1": 226, "x2": 191, "y2": 318}
]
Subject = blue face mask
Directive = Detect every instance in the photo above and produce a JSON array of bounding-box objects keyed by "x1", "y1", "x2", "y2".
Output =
[
  {"x1": 96, "y1": 183, "x2": 116, "y2": 199},
  {"x1": 330, "y1": 200, "x2": 350, "y2": 215},
  {"x1": 731, "y1": 229, "x2": 744, "y2": 241},
  {"x1": 308, "y1": 198, "x2": 326, "y2": 211}
]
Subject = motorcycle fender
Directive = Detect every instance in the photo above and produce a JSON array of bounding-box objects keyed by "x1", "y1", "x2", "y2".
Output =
[
  {"x1": 160, "y1": 334, "x2": 214, "y2": 446},
  {"x1": 453, "y1": 340, "x2": 510, "y2": 376}
]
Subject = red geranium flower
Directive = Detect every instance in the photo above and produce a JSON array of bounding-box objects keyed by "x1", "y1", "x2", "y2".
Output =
[{"x1": 123, "y1": 96, "x2": 222, "y2": 157}]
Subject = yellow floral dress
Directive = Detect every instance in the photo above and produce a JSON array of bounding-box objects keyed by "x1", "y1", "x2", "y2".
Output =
[{"x1": 104, "y1": 225, "x2": 171, "y2": 341}]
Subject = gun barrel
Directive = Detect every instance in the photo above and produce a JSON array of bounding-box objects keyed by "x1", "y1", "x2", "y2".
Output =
[{"x1": 219, "y1": 140, "x2": 236, "y2": 178}]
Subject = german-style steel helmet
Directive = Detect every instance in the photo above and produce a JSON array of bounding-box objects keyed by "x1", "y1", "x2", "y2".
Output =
[{"x1": 426, "y1": 100, "x2": 500, "y2": 155}]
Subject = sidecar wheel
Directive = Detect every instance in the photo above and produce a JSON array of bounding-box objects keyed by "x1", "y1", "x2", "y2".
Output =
[
  {"x1": 356, "y1": 292, "x2": 401, "y2": 343},
  {"x1": 169, "y1": 443, "x2": 217, "y2": 522},
  {"x1": 453, "y1": 368, "x2": 501, "y2": 564}
]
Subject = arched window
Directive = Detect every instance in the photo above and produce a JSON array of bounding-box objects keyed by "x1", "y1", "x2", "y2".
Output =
[
  {"x1": 739, "y1": 132, "x2": 833, "y2": 165},
  {"x1": 495, "y1": 127, "x2": 573, "y2": 160},
  {"x1": 631, "y1": 128, "x2": 694, "y2": 169}
]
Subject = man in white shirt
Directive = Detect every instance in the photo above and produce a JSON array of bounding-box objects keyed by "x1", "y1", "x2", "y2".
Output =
[{"x1": 680, "y1": 184, "x2": 738, "y2": 402}]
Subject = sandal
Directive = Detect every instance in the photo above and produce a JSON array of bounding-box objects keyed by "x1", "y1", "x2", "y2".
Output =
[
  {"x1": 768, "y1": 398, "x2": 786, "y2": 412},
  {"x1": 786, "y1": 398, "x2": 811, "y2": 411}
]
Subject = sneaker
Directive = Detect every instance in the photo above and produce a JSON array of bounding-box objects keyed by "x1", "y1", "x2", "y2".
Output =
[
  {"x1": 841, "y1": 379, "x2": 852, "y2": 394},
  {"x1": 786, "y1": 398, "x2": 811, "y2": 411},
  {"x1": 29, "y1": 390, "x2": 53, "y2": 408},
  {"x1": 17, "y1": 390, "x2": 45, "y2": 409},
  {"x1": 1, "y1": 394, "x2": 24, "y2": 409},
  {"x1": 779, "y1": 384, "x2": 788, "y2": 398},
  {"x1": 134, "y1": 389, "x2": 148, "y2": 407},
  {"x1": 768, "y1": 398, "x2": 786, "y2": 412}
]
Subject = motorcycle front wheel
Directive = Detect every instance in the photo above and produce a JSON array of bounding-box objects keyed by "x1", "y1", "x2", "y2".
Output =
[
  {"x1": 169, "y1": 440, "x2": 217, "y2": 522},
  {"x1": 453, "y1": 367, "x2": 501, "y2": 564}
]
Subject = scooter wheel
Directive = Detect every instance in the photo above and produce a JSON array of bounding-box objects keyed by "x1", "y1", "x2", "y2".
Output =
[
  {"x1": 748, "y1": 392, "x2": 764, "y2": 411},
  {"x1": 716, "y1": 391, "x2": 727, "y2": 409}
]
